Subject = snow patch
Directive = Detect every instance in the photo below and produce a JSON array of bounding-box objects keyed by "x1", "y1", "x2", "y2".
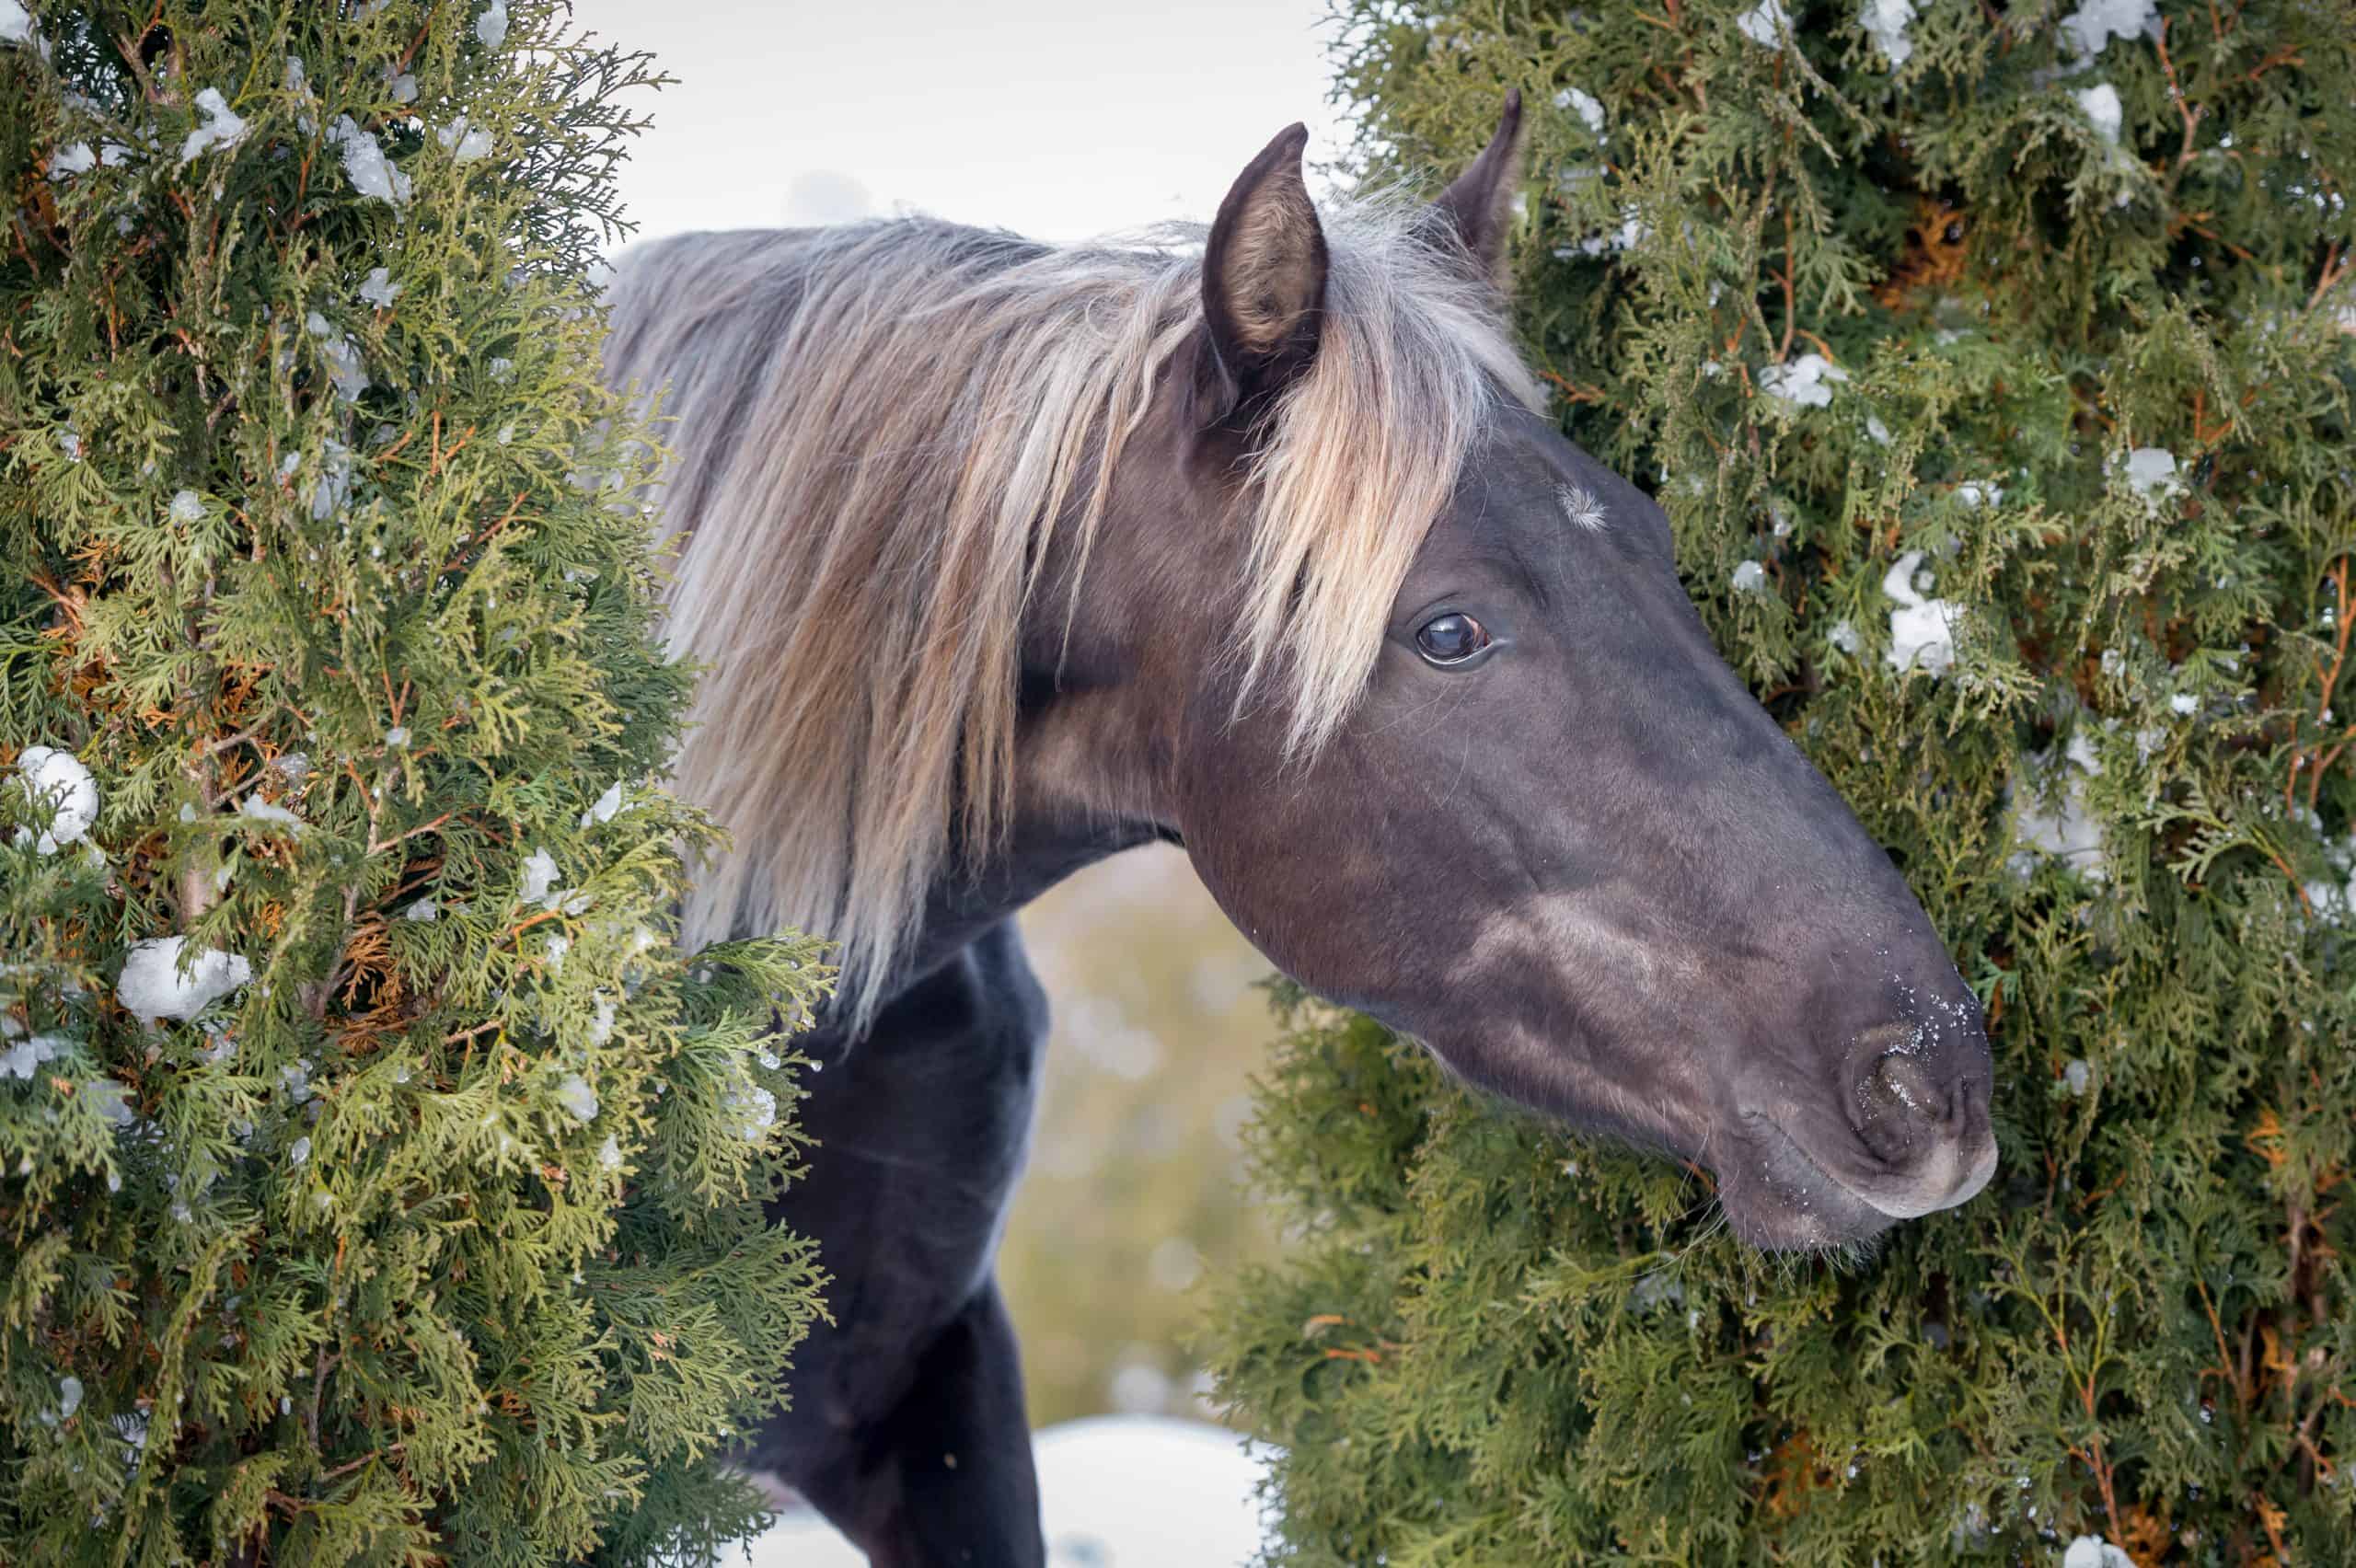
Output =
[
  {"x1": 578, "y1": 779, "x2": 629, "y2": 827},
  {"x1": 2, "y1": 1033, "x2": 69, "y2": 1079},
  {"x1": 2062, "y1": 1538, "x2": 2136, "y2": 1568},
  {"x1": 179, "y1": 87, "x2": 248, "y2": 167},
  {"x1": 306, "y1": 310, "x2": 369, "y2": 403},
  {"x1": 119, "y1": 937, "x2": 252, "y2": 1024},
  {"x1": 1860, "y1": 0, "x2": 1916, "y2": 69},
  {"x1": 1883, "y1": 550, "x2": 1962, "y2": 677},
  {"x1": 1553, "y1": 86, "x2": 1604, "y2": 135},
  {"x1": 50, "y1": 142, "x2": 97, "y2": 179},
  {"x1": 435, "y1": 116, "x2": 493, "y2": 163},
  {"x1": 1731, "y1": 560, "x2": 1769, "y2": 595},
  {"x1": 2074, "y1": 83, "x2": 2123, "y2": 146},
  {"x1": 2015, "y1": 729, "x2": 2108, "y2": 882},
  {"x1": 1737, "y1": 0, "x2": 1789, "y2": 47},
  {"x1": 555, "y1": 1073, "x2": 598, "y2": 1123},
  {"x1": 238, "y1": 795, "x2": 301, "y2": 829},
  {"x1": 0, "y1": 1, "x2": 33, "y2": 45},
  {"x1": 2122, "y1": 445, "x2": 2179, "y2": 505},
  {"x1": 310, "y1": 439, "x2": 353, "y2": 521},
  {"x1": 168, "y1": 490, "x2": 204, "y2": 524},
  {"x1": 518, "y1": 847, "x2": 560, "y2": 907},
  {"x1": 1759, "y1": 352, "x2": 1847, "y2": 409},
  {"x1": 330, "y1": 115, "x2": 411, "y2": 205},
  {"x1": 1827, "y1": 619, "x2": 1861, "y2": 655},
  {"x1": 13, "y1": 745, "x2": 99, "y2": 853},
  {"x1": 358, "y1": 267, "x2": 400, "y2": 307},
  {"x1": 2060, "y1": 0, "x2": 2159, "y2": 61},
  {"x1": 476, "y1": 1, "x2": 509, "y2": 48},
  {"x1": 740, "y1": 1416, "x2": 1269, "y2": 1567}
]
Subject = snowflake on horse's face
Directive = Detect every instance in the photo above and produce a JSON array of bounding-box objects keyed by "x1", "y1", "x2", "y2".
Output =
[{"x1": 606, "y1": 94, "x2": 1992, "y2": 1561}]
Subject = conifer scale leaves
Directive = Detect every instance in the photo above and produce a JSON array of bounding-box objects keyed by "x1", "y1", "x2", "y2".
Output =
[
  {"x1": 1, "y1": 5, "x2": 826, "y2": 1562},
  {"x1": 1207, "y1": 3, "x2": 2356, "y2": 1562}
]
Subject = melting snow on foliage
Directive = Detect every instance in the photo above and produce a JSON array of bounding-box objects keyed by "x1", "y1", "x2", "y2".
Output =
[
  {"x1": 1730, "y1": 560, "x2": 1768, "y2": 595},
  {"x1": 330, "y1": 115, "x2": 410, "y2": 205},
  {"x1": 306, "y1": 311, "x2": 370, "y2": 403},
  {"x1": 1859, "y1": 0, "x2": 1915, "y2": 69},
  {"x1": 1759, "y1": 352, "x2": 1847, "y2": 409},
  {"x1": 2122, "y1": 445, "x2": 2178, "y2": 504},
  {"x1": 2060, "y1": 0, "x2": 2159, "y2": 61},
  {"x1": 1882, "y1": 550, "x2": 1961, "y2": 676},
  {"x1": 1553, "y1": 86, "x2": 1604, "y2": 135},
  {"x1": 238, "y1": 794, "x2": 301, "y2": 828},
  {"x1": 13, "y1": 745, "x2": 98, "y2": 853},
  {"x1": 578, "y1": 779, "x2": 628, "y2": 827},
  {"x1": 358, "y1": 267, "x2": 400, "y2": 307},
  {"x1": 49, "y1": 142, "x2": 96, "y2": 179},
  {"x1": 2074, "y1": 83, "x2": 2124, "y2": 146},
  {"x1": 2015, "y1": 729, "x2": 2108, "y2": 882},
  {"x1": 167, "y1": 490, "x2": 204, "y2": 525},
  {"x1": 436, "y1": 116, "x2": 493, "y2": 164},
  {"x1": 118, "y1": 937, "x2": 252, "y2": 1024},
  {"x1": 178, "y1": 87, "x2": 248, "y2": 167},
  {"x1": 308, "y1": 439, "x2": 353, "y2": 520},
  {"x1": 0, "y1": 1, "x2": 34, "y2": 44},
  {"x1": 2062, "y1": 1538, "x2": 2136, "y2": 1568},
  {"x1": 3, "y1": 1031, "x2": 70, "y2": 1080},
  {"x1": 476, "y1": 0, "x2": 509, "y2": 47},
  {"x1": 555, "y1": 1073, "x2": 599, "y2": 1124},
  {"x1": 519, "y1": 847, "x2": 560, "y2": 906},
  {"x1": 1736, "y1": 0, "x2": 1788, "y2": 47}
]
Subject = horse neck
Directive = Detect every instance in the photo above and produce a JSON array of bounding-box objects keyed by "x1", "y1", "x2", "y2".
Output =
[{"x1": 863, "y1": 804, "x2": 1164, "y2": 1020}]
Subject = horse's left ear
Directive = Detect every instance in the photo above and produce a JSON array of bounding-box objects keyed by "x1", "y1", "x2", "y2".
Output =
[{"x1": 1428, "y1": 89, "x2": 1525, "y2": 290}]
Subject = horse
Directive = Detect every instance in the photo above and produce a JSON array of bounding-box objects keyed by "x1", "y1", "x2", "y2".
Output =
[{"x1": 600, "y1": 93, "x2": 1998, "y2": 1566}]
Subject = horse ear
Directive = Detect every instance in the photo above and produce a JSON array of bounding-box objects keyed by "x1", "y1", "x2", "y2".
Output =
[
  {"x1": 1200, "y1": 122, "x2": 1328, "y2": 418},
  {"x1": 1429, "y1": 89, "x2": 1525, "y2": 289}
]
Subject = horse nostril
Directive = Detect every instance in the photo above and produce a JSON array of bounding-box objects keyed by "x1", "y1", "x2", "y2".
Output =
[
  {"x1": 1874, "y1": 1053, "x2": 1948, "y2": 1125},
  {"x1": 1851, "y1": 1050, "x2": 1952, "y2": 1167}
]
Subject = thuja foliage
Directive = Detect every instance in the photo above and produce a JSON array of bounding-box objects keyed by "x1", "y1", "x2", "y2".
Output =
[
  {"x1": 0, "y1": 4, "x2": 826, "y2": 1562},
  {"x1": 1207, "y1": 2, "x2": 2356, "y2": 1562}
]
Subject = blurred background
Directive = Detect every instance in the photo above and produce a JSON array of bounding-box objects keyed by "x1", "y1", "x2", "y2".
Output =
[{"x1": 570, "y1": 0, "x2": 1351, "y2": 1430}]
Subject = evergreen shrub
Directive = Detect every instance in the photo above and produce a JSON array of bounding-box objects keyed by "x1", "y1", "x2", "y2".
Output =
[
  {"x1": 1205, "y1": 2, "x2": 2356, "y2": 1562},
  {"x1": 1, "y1": 4, "x2": 825, "y2": 1561}
]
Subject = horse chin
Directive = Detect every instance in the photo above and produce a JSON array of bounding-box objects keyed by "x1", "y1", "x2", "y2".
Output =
[{"x1": 1711, "y1": 1117, "x2": 1902, "y2": 1254}]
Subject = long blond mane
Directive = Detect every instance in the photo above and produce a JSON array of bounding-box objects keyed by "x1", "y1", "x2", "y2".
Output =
[{"x1": 602, "y1": 202, "x2": 1541, "y2": 1023}]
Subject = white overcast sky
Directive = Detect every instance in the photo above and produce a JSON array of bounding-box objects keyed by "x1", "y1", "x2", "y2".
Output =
[{"x1": 563, "y1": 0, "x2": 1355, "y2": 248}]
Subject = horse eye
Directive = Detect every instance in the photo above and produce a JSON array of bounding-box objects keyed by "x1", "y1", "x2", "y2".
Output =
[{"x1": 1415, "y1": 612, "x2": 1491, "y2": 666}]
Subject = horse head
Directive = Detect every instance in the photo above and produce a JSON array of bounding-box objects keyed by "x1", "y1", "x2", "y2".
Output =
[{"x1": 1027, "y1": 96, "x2": 1996, "y2": 1249}]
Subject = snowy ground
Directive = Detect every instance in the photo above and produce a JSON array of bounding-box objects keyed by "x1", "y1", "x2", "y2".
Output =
[{"x1": 736, "y1": 1415, "x2": 1270, "y2": 1566}]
